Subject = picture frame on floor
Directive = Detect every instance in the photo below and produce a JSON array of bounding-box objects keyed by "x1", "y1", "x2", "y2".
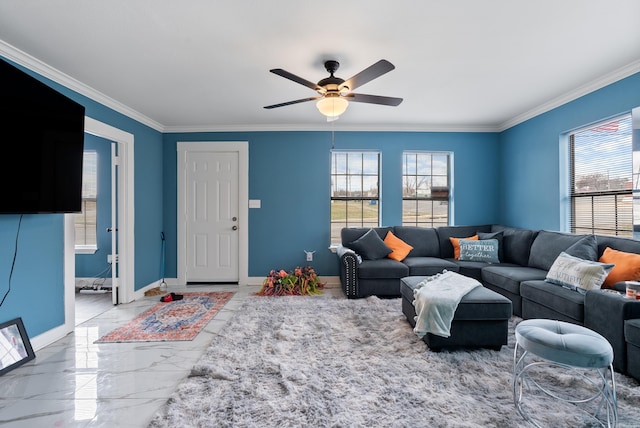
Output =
[{"x1": 0, "y1": 317, "x2": 35, "y2": 376}]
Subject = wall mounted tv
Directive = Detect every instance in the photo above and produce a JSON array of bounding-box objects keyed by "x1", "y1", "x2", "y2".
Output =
[{"x1": 0, "y1": 58, "x2": 85, "y2": 214}]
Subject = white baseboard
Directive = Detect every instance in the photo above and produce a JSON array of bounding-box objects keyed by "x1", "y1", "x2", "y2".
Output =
[
  {"x1": 31, "y1": 322, "x2": 72, "y2": 352},
  {"x1": 156, "y1": 276, "x2": 341, "y2": 288}
]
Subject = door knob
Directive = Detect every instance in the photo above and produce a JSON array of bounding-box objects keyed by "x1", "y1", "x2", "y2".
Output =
[{"x1": 232, "y1": 226, "x2": 238, "y2": 231}]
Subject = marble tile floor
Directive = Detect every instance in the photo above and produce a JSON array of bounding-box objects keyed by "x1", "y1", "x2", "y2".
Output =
[
  {"x1": 0, "y1": 283, "x2": 295, "y2": 428},
  {"x1": 75, "y1": 290, "x2": 115, "y2": 326}
]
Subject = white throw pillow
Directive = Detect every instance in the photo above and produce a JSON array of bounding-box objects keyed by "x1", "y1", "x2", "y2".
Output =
[{"x1": 545, "y1": 252, "x2": 614, "y2": 294}]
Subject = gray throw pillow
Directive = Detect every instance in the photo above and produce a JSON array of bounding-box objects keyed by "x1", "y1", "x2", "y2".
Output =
[
  {"x1": 564, "y1": 234, "x2": 598, "y2": 261},
  {"x1": 478, "y1": 231, "x2": 503, "y2": 262},
  {"x1": 348, "y1": 229, "x2": 392, "y2": 260}
]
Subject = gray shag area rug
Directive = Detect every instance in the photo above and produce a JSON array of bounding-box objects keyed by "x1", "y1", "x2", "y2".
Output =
[{"x1": 149, "y1": 295, "x2": 640, "y2": 427}]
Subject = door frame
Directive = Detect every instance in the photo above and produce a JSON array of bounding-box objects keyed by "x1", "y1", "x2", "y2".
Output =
[
  {"x1": 177, "y1": 141, "x2": 248, "y2": 286},
  {"x1": 64, "y1": 117, "x2": 135, "y2": 331}
]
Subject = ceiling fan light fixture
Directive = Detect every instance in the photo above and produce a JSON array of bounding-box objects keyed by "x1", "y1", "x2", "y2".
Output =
[{"x1": 316, "y1": 96, "x2": 349, "y2": 118}]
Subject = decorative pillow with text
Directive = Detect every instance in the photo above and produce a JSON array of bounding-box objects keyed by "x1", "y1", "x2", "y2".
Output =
[
  {"x1": 546, "y1": 252, "x2": 614, "y2": 294},
  {"x1": 450, "y1": 235, "x2": 478, "y2": 259},
  {"x1": 458, "y1": 239, "x2": 500, "y2": 263}
]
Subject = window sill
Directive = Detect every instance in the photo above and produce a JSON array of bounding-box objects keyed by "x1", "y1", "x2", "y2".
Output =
[{"x1": 75, "y1": 246, "x2": 98, "y2": 255}]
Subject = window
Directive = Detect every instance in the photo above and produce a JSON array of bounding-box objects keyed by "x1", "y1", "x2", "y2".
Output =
[
  {"x1": 330, "y1": 151, "x2": 380, "y2": 243},
  {"x1": 570, "y1": 114, "x2": 633, "y2": 237},
  {"x1": 402, "y1": 152, "x2": 451, "y2": 226},
  {"x1": 75, "y1": 150, "x2": 98, "y2": 250}
]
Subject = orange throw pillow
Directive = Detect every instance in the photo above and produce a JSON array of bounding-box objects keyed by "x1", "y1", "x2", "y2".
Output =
[
  {"x1": 599, "y1": 247, "x2": 640, "y2": 288},
  {"x1": 384, "y1": 231, "x2": 414, "y2": 261},
  {"x1": 450, "y1": 235, "x2": 478, "y2": 259}
]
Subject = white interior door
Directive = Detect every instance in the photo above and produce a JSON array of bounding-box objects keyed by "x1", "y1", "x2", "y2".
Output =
[{"x1": 184, "y1": 151, "x2": 239, "y2": 282}]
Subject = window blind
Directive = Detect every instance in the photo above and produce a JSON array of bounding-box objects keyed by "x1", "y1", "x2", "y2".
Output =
[{"x1": 570, "y1": 115, "x2": 633, "y2": 236}]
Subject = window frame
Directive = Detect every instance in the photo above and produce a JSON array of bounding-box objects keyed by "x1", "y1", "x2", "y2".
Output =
[
  {"x1": 75, "y1": 150, "x2": 98, "y2": 253},
  {"x1": 569, "y1": 114, "x2": 633, "y2": 237},
  {"x1": 401, "y1": 151, "x2": 452, "y2": 227},
  {"x1": 330, "y1": 150, "x2": 381, "y2": 244}
]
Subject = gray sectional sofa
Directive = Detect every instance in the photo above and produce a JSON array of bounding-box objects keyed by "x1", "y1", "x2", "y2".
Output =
[{"x1": 336, "y1": 224, "x2": 640, "y2": 380}]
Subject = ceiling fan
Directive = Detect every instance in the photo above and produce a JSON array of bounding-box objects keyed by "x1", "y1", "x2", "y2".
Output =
[{"x1": 264, "y1": 59, "x2": 403, "y2": 120}]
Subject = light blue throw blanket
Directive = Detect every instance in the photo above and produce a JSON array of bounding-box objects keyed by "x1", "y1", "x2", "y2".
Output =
[{"x1": 412, "y1": 270, "x2": 481, "y2": 338}]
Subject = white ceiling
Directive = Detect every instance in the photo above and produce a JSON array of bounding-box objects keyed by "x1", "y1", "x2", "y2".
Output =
[{"x1": 1, "y1": 0, "x2": 640, "y2": 132}]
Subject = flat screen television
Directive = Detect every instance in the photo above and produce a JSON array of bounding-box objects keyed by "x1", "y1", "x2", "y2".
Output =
[{"x1": 0, "y1": 58, "x2": 85, "y2": 214}]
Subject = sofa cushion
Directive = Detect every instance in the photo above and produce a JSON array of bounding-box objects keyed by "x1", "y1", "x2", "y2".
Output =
[
  {"x1": 596, "y1": 234, "x2": 640, "y2": 257},
  {"x1": 491, "y1": 225, "x2": 537, "y2": 266},
  {"x1": 599, "y1": 247, "x2": 640, "y2": 288},
  {"x1": 450, "y1": 235, "x2": 478, "y2": 259},
  {"x1": 545, "y1": 252, "x2": 614, "y2": 294},
  {"x1": 402, "y1": 257, "x2": 459, "y2": 276},
  {"x1": 478, "y1": 231, "x2": 504, "y2": 262},
  {"x1": 521, "y1": 280, "x2": 586, "y2": 323},
  {"x1": 384, "y1": 231, "x2": 413, "y2": 261},
  {"x1": 481, "y1": 265, "x2": 548, "y2": 295},
  {"x1": 528, "y1": 230, "x2": 596, "y2": 271},
  {"x1": 437, "y1": 225, "x2": 492, "y2": 259},
  {"x1": 357, "y1": 259, "x2": 409, "y2": 279},
  {"x1": 459, "y1": 239, "x2": 500, "y2": 263},
  {"x1": 392, "y1": 226, "x2": 440, "y2": 257},
  {"x1": 347, "y1": 228, "x2": 392, "y2": 260}
]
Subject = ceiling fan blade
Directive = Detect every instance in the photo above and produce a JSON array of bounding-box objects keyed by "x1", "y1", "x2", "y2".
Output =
[
  {"x1": 339, "y1": 60, "x2": 395, "y2": 92},
  {"x1": 270, "y1": 69, "x2": 323, "y2": 92},
  {"x1": 264, "y1": 96, "x2": 321, "y2": 109},
  {"x1": 345, "y1": 93, "x2": 403, "y2": 106}
]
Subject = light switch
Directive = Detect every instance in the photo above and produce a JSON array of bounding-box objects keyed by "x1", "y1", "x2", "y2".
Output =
[{"x1": 249, "y1": 199, "x2": 261, "y2": 209}]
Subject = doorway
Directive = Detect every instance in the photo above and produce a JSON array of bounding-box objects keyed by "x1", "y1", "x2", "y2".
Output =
[
  {"x1": 177, "y1": 141, "x2": 249, "y2": 285},
  {"x1": 74, "y1": 135, "x2": 115, "y2": 325},
  {"x1": 63, "y1": 117, "x2": 135, "y2": 334}
]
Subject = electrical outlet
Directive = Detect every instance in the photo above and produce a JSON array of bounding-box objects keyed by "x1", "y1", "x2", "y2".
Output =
[
  {"x1": 107, "y1": 254, "x2": 118, "y2": 264},
  {"x1": 305, "y1": 251, "x2": 313, "y2": 262}
]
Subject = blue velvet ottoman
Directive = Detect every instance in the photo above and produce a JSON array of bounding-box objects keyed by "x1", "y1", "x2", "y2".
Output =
[
  {"x1": 400, "y1": 275, "x2": 512, "y2": 351},
  {"x1": 513, "y1": 319, "x2": 617, "y2": 427}
]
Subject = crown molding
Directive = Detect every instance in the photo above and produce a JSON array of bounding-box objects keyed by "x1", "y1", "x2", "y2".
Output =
[
  {"x1": 0, "y1": 40, "x2": 164, "y2": 132},
  {"x1": 162, "y1": 123, "x2": 499, "y2": 134},
  {"x1": 3, "y1": 38, "x2": 638, "y2": 135},
  {"x1": 498, "y1": 59, "x2": 640, "y2": 132}
]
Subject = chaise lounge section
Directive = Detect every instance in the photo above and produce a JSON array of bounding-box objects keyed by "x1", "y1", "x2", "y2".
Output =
[{"x1": 335, "y1": 224, "x2": 640, "y2": 380}]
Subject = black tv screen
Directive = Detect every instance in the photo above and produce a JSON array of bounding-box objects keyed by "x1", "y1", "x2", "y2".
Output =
[{"x1": 0, "y1": 58, "x2": 85, "y2": 214}]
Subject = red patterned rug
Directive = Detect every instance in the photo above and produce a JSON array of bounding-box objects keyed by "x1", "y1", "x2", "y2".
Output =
[{"x1": 96, "y1": 291, "x2": 235, "y2": 343}]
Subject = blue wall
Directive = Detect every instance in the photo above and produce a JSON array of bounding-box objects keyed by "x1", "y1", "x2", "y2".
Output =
[
  {"x1": 2, "y1": 51, "x2": 639, "y2": 342},
  {"x1": 163, "y1": 131, "x2": 501, "y2": 278},
  {"x1": 0, "y1": 56, "x2": 164, "y2": 338},
  {"x1": 499, "y1": 72, "x2": 640, "y2": 230},
  {"x1": 75, "y1": 134, "x2": 113, "y2": 279}
]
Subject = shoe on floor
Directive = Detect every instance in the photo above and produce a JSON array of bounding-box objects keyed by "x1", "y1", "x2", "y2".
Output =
[{"x1": 160, "y1": 292, "x2": 183, "y2": 302}]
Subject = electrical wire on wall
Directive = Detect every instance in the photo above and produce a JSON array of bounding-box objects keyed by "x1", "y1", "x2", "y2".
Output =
[
  {"x1": 0, "y1": 215, "x2": 23, "y2": 308},
  {"x1": 77, "y1": 263, "x2": 113, "y2": 294}
]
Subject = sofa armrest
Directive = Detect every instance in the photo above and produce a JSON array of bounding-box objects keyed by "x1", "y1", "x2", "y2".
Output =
[
  {"x1": 585, "y1": 289, "x2": 640, "y2": 373},
  {"x1": 336, "y1": 245, "x2": 360, "y2": 299}
]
